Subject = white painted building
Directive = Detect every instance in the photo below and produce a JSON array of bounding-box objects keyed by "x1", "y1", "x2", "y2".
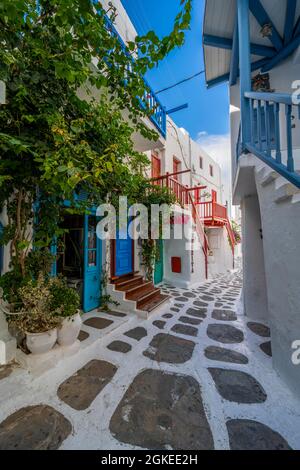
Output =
[
  {"x1": 203, "y1": 0, "x2": 300, "y2": 398},
  {"x1": 144, "y1": 117, "x2": 234, "y2": 288}
]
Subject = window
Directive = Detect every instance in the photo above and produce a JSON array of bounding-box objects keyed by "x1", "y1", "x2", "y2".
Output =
[
  {"x1": 199, "y1": 156, "x2": 203, "y2": 169},
  {"x1": 173, "y1": 157, "x2": 181, "y2": 180},
  {"x1": 209, "y1": 164, "x2": 214, "y2": 177}
]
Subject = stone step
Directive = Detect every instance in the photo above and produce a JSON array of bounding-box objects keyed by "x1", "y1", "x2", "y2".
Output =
[
  {"x1": 125, "y1": 281, "x2": 154, "y2": 300},
  {"x1": 137, "y1": 292, "x2": 170, "y2": 313},
  {"x1": 115, "y1": 275, "x2": 144, "y2": 291}
]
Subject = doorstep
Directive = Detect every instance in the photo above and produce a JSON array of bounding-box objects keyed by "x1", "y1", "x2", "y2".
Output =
[{"x1": 16, "y1": 341, "x2": 81, "y2": 377}]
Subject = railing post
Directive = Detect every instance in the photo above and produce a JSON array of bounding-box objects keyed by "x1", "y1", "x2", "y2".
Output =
[
  {"x1": 285, "y1": 104, "x2": 294, "y2": 172},
  {"x1": 237, "y1": 0, "x2": 252, "y2": 150}
]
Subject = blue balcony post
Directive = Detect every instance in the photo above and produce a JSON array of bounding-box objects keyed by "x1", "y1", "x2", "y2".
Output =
[{"x1": 237, "y1": 0, "x2": 252, "y2": 151}]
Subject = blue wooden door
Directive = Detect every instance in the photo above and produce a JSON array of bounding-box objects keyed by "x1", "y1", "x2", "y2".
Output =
[
  {"x1": 83, "y1": 214, "x2": 102, "y2": 312},
  {"x1": 115, "y1": 225, "x2": 133, "y2": 277}
]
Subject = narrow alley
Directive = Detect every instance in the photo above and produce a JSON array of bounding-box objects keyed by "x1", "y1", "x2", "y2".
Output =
[{"x1": 0, "y1": 267, "x2": 299, "y2": 450}]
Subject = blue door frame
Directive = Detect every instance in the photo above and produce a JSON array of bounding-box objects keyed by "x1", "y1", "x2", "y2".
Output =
[
  {"x1": 50, "y1": 203, "x2": 102, "y2": 313},
  {"x1": 83, "y1": 214, "x2": 102, "y2": 313}
]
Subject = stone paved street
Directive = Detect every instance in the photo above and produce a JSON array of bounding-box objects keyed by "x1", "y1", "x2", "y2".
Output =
[{"x1": 0, "y1": 268, "x2": 299, "y2": 450}]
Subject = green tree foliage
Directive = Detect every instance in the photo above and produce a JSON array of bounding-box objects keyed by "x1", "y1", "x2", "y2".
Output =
[{"x1": 0, "y1": 0, "x2": 192, "y2": 277}]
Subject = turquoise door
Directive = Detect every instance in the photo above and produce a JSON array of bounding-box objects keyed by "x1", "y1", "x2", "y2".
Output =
[
  {"x1": 154, "y1": 239, "x2": 164, "y2": 285},
  {"x1": 83, "y1": 214, "x2": 102, "y2": 312},
  {"x1": 115, "y1": 225, "x2": 133, "y2": 277}
]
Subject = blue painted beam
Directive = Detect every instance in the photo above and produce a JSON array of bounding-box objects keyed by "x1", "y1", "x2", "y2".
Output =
[
  {"x1": 229, "y1": 20, "x2": 239, "y2": 86},
  {"x1": 293, "y1": 15, "x2": 300, "y2": 37},
  {"x1": 249, "y1": 0, "x2": 283, "y2": 51},
  {"x1": 262, "y1": 34, "x2": 300, "y2": 72},
  {"x1": 284, "y1": 0, "x2": 297, "y2": 45},
  {"x1": 203, "y1": 34, "x2": 276, "y2": 57},
  {"x1": 238, "y1": 0, "x2": 252, "y2": 147},
  {"x1": 207, "y1": 58, "x2": 270, "y2": 89},
  {"x1": 166, "y1": 103, "x2": 188, "y2": 114}
]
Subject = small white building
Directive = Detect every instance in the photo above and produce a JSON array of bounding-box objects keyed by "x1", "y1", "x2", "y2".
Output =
[{"x1": 145, "y1": 117, "x2": 235, "y2": 288}]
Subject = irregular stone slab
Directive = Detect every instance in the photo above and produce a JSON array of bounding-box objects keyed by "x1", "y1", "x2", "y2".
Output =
[
  {"x1": 83, "y1": 317, "x2": 113, "y2": 330},
  {"x1": 215, "y1": 303, "x2": 223, "y2": 308},
  {"x1": 194, "y1": 300, "x2": 208, "y2": 307},
  {"x1": 183, "y1": 292, "x2": 196, "y2": 298},
  {"x1": 0, "y1": 364, "x2": 14, "y2": 381},
  {"x1": 143, "y1": 334, "x2": 195, "y2": 364},
  {"x1": 162, "y1": 313, "x2": 173, "y2": 319},
  {"x1": 227, "y1": 419, "x2": 291, "y2": 450},
  {"x1": 260, "y1": 341, "x2": 272, "y2": 357},
  {"x1": 201, "y1": 295, "x2": 214, "y2": 302},
  {"x1": 153, "y1": 320, "x2": 166, "y2": 330},
  {"x1": 179, "y1": 316, "x2": 202, "y2": 326},
  {"x1": 207, "y1": 324, "x2": 244, "y2": 344},
  {"x1": 186, "y1": 308, "x2": 207, "y2": 319},
  {"x1": 104, "y1": 311, "x2": 127, "y2": 318},
  {"x1": 124, "y1": 327, "x2": 147, "y2": 341},
  {"x1": 78, "y1": 330, "x2": 89, "y2": 342},
  {"x1": 109, "y1": 369, "x2": 214, "y2": 450},
  {"x1": 175, "y1": 297, "x2": 189, "y2": 302},
  {"x1": 247, "y1": 322, "x2": 271, "y2": 338},
  {"x1": 171, "y1": 308, "x2": 180, "y2": 313},
  {"x1": 107, "y1": 341, "x2": 132, "y2": 353},
  {"x1": 208, "y1": 368, "x2": 267, "y2": 404},
  {"x1": 174, "y1": 303, "x2": 184, "y2": 308},
  {"x1": 0, "y1": 405, "x2": 72, "y2": 450},
  {"x1": 171, "y1": 324, "x2": 198, "y2": 337},
  {"x1": 212, "y1": 309, "x2": 237, "y2": 322},
  {"x1": 57, "y1": 360, "x2": 117, "y2": 410},
  {"x1": 205, "y1": 346, "x2": 248, "y2": 364}
]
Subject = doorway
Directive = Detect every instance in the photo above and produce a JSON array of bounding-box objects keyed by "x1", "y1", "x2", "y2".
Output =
[{"x1": 54, "y1": 212, "x2": 102, "y2": 313}]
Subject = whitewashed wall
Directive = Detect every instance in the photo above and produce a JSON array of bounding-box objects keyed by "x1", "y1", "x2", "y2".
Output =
[
  {"x1": 146, "y1": 117, "x2": 223, "y2": 200},
  {"x1": 207, "y1": 226, "x2": 234, "y2": 277}
]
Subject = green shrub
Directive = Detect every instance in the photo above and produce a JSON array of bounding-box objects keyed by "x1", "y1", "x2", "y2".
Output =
[{"x1": 48, "y1": 277, "x2": 80, "y2": 318}]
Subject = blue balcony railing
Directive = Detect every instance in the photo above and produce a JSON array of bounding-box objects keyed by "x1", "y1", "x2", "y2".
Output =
[
  {"x1": 104, "y1": 17, "x2": 166, "y2": 138},
  {"x1": 239, "y1": 92, "x2": 300, "y2": 188}
]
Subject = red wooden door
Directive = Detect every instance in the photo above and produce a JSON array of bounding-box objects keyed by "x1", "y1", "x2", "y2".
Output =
[
  {"x1": 151, "y1": 153, "x2": 161, "y2": 179},
  {"x1": 173, "y1": 157, "x2": 181, "y2": 180}
]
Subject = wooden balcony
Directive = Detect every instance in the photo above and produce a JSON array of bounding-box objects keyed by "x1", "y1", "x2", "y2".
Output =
[{"x1": 198, "y1": 200, "x2": 236, "y2": 253}]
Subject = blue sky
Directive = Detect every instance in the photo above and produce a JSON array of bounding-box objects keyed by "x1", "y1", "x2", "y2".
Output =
[{"x1": 121, "y1": 0, "x2": 229, "y2": 141}]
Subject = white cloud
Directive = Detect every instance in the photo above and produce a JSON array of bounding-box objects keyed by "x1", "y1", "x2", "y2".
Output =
[
  {"x1": 196, "y1": 132, "x2": 233, "y2": 213},
  {"x1": 197, "y1": 131, "x2": 208, "y2": 137}
]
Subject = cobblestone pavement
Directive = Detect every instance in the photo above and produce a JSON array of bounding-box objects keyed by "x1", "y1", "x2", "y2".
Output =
[{"x1": 0, "y1": 268, "x2": 300, "y2": 450}]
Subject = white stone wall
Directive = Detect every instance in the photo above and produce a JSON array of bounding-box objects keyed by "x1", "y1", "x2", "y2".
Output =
[
  {"x1": 146, "y1": 117, "x2": 223, "y2": 199},
  {"x1": 207, "y1": 226, "x2": 234, "y2": 278},
  {"x1": 100, "y1": 0, "x2": 137, "y2": 44}
]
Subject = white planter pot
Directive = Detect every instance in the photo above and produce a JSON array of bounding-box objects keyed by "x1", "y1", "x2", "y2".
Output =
[
  {"x1": 26, "y1": 328, "x2": 57, "y2": 355},
  {"x1": 57, "y1": 311, "x2": 82, "y2": 347}
]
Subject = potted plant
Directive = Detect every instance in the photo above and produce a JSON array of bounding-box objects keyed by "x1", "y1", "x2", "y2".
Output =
[
  {"x1": 49, "y1": 277, "x2": 81, "y2": 347},
  {"x1": 8, "y1": 276, "x2": 62, "y2": 355}
]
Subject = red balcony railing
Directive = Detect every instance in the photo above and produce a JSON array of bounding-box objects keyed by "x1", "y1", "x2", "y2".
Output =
[
  {"x1": 198, "y1": 200, "x2": 235, "y2": 253},
  {"x1": 151, "y1": 170, "x2": 209, "y2": 277}
]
